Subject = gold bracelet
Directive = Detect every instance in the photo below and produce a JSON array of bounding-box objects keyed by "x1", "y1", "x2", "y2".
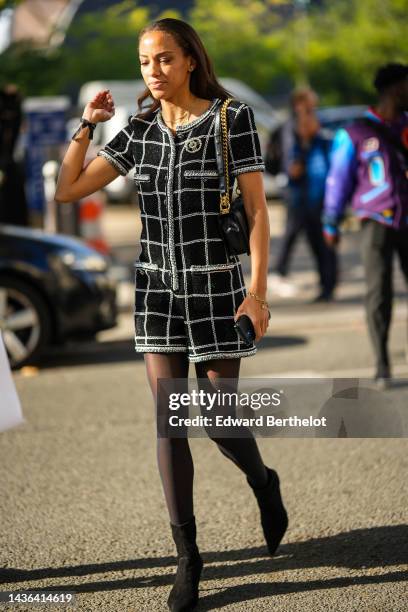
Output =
[{"x1": 248, "y1": 291, "x2": 269, "y2": 309}]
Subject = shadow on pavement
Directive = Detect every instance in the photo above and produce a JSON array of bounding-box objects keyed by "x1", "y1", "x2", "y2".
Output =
[
  {"x1": 1, "y1": 525, "x2": 406, "y2": 608},
  {"x1": 37, "y1": 339, "x2": 144, "y2": 369},
  {"x1": 35, "y1": 336, "x2": 307, "y2": 370},
  {"x1": 258, "y1": 335, "x2": 306, "y2": 349},
  {"x1": 270, "y1": 291, "x2": 407, "y2": 309}
]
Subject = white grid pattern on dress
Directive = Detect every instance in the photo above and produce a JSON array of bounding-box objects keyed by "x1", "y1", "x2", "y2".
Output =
[{"x1": 97, "y1": 97, "x2": 265, "y2": 361}]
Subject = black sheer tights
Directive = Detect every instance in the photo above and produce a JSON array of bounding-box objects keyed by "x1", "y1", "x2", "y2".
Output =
[{"x1": 144, "y1": 352, "x2": 268, "y2": 526}]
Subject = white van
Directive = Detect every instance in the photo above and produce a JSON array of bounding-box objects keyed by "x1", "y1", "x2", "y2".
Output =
[{"x1": 77, "y1": 79, "x2": 284, "y2": 201}]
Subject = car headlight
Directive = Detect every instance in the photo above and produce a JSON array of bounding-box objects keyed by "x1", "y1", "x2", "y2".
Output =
[{"x1": 60, "y1": 250, "x2": 108, "y2": 272}]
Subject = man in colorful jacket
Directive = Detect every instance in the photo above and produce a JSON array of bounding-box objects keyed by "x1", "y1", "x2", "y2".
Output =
[{"x1": 323, "y1": 63, "x2": 408, "y2": 387}]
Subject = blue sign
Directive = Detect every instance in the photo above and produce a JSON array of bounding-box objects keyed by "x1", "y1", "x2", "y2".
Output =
[
  {"x1": 26, "y1": 111, "x2": 67, "y2": 147},
  {"x1": 23, "y1": 98, "x2": 69, "y2": 214},
  {"x1": 25, "y1": 144, "x2": 46, "y2": 213}
]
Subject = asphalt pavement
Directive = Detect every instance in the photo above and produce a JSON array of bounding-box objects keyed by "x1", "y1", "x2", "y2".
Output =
[{"x1": 1, "y1": 201, "x2": 407, "y2": 611}]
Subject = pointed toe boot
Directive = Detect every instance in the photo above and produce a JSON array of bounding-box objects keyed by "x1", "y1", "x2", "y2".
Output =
[
  {"x1": 167, "y1": 516, "x2": 203, "y2": 612},
  {"x1": 247, "y1": 466, "x2": 288, "y2": 556}
]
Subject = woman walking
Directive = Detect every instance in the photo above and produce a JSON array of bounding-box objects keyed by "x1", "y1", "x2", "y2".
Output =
[{"x1": 55, "y1": 18, "x2": 288, "y2": 611}]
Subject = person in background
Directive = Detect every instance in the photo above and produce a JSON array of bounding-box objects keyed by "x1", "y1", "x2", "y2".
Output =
[
  {"x1": 271, "y1": 87, "x2": 337, "y2": 302},
  {"x1": 323, "y1": 63, "x2": 408, "y2": 388},
  {"x1": 0, "y1": 83, "x2": 28, "y2": 226}
]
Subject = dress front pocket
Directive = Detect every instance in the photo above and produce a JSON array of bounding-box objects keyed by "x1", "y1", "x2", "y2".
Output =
[
  {"x1": 189, "y1": 263, "x2": 237, "y2": 317},
  {"x1": 183, "y1": 169, "x2": 220, "y2": 191},
  {"x1": 183, "y1": 170, "x2": 219, "y2": 179}
]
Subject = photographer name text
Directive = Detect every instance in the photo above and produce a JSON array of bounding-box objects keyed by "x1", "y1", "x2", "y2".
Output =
[{"x1": 168, "y1": 415, "x2": 327, "y2": 428}]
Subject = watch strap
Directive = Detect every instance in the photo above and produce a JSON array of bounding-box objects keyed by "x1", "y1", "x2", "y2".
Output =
[{"x1": 72, "y1": 118, "x2": 97, "y2": 141}]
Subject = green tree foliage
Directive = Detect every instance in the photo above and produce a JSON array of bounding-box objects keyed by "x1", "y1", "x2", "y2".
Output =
[
  {"x1": 57, "y1": 1, "x2": 151, "y2": 95},
  {"x1": 190, "y1": 0, "x2": 407, "y2": 104},
  {"x1": 0, "y1": 0, "x2": 406, "y2": 104},
  {"x1": 0, "y1": 1, "x2": 23, "y2": 8},
  {"x1": 0, "y1": 43, "x2": 63, "y2": 95},
  {"x1": 0, "y1": 1, "x2": 152, "y2": 96},
  {"x1": 190, "y1": 0, "x2": 290, "y2": 95},
  {"x1": 304, "y1": 0, "x2": 408, "y2": 103}
]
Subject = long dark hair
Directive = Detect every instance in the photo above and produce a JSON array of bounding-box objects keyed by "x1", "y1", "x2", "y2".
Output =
[{"x1": 136, "y1": 18, "x2": 231, "y2": 119}]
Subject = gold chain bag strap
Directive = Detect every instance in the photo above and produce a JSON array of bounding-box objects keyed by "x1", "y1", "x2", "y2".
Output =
[{"x1": 216, "y1": 98, "x2": 251, "y2": 256}]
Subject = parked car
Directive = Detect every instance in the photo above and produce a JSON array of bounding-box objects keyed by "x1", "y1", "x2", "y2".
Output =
[
  {"x1": 76, "y1": 79, "x2": 284, "y2": 201},
  {"x1": 0, "y1": 224, "x2": 117, "y2": 369},
  {"x1": 264, "y1": 105, "x2": 367, "y2": 188},
  {"x1": 317, "y1": 105, "x2": 367, "y2": 136}
]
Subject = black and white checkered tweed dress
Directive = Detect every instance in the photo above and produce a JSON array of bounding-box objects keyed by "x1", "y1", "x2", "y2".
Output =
[{"x1": 97, "y1": 96, "x2": 265, "y2": 362}]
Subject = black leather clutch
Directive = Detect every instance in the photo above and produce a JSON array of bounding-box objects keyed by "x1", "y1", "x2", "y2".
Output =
[
  {"x1": 234, "y1": 314, "x2": 256, "y2": 345},
  {"x1": 234, "y1": 311, "x2": 271, "y2": 345}
]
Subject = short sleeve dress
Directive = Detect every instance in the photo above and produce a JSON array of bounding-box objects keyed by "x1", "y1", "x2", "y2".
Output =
[{"x1": 97, "y1": 97, "x2": 265, "y2": 363}]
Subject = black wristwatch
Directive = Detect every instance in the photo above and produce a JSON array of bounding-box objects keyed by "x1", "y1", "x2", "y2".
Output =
[{"x1": 71, "y1": 117, "x2": 97, "y2": 141}]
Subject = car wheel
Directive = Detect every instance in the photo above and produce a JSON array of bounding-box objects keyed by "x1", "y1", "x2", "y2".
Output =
[{"x1": 0, "y1": 276, "x2": 51, "y2": 369}]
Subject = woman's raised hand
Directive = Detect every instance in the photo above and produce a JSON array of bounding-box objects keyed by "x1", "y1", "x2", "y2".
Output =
[{"x1": 82, "y1": 89, "x2": 115, "y2": 123}]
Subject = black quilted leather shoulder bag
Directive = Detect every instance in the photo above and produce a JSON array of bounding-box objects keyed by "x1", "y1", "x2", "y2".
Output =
[{"x1": 214, "y1": 98, "x2": 251, "y2": 256}]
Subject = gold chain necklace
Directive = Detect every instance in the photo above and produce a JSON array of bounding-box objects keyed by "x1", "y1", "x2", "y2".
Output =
[{"x1": 161, "y1": 108, "x2": 191, "y2": 128}]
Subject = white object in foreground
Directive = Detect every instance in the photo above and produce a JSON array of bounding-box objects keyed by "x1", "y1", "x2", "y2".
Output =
[{"x1": 0, "y1": 331, "x2": 25, "y2": 432}]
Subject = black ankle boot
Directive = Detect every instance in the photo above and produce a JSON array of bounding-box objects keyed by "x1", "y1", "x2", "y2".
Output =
[
  {"x1": 247, "y1": 466, "x2": 288, "y2": 556},
  {"x1": 167, "y1": 516, "x2": 203, "y2": 612}
]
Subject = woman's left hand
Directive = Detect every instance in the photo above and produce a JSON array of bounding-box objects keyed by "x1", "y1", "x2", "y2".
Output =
[{"x1": 234, "y1": 295, "x2": 270, "y2": 342}]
